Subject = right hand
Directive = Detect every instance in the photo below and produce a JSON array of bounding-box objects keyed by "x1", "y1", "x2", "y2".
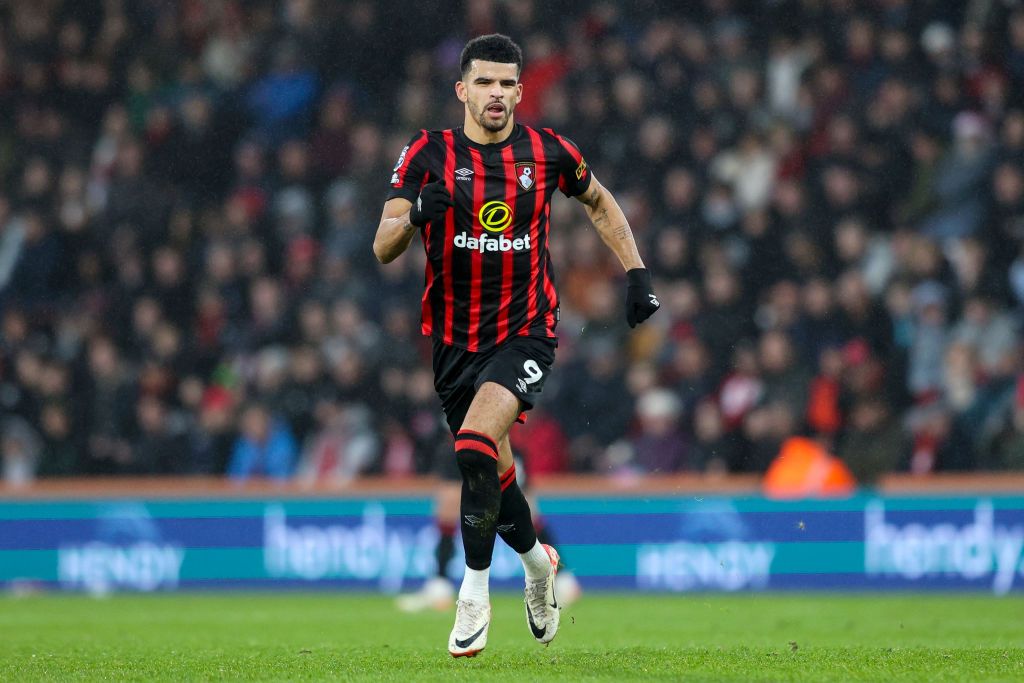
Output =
[
  {"x1": 625, "y1": 268, "x2": 660, "y2": 328},
  {"x1": 409, "y1": 180, "x2": 454, "y2": 227}
]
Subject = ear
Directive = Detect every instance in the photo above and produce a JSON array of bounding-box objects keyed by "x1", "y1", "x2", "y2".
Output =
[
  {"x1": 514, "y1": 82, "x2": 523, "y2": 104},
  {"x1": 455, "y1": 81, "x2": 468, "y2": 103}
]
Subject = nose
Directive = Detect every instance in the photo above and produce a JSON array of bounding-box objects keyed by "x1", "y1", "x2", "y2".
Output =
[{"x1": 489, "y1": 83, "x2": 503, "y2": 99}]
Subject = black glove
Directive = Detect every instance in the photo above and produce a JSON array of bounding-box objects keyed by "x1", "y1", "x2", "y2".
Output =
[
  {"x1": 409, "y1": 180, "x2": 454, "y2": 227},
  {"x1": 625, "y1": 268, "x2": 660, "y2": 328}
]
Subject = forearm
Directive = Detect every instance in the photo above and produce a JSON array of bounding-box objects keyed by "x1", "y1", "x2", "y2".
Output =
[
  {"x1": 373, "y1": 212, "x2": 417, "y2": 264},
  {"x1": 583, "y1": 189, "x2": 645, "y2": 272}
]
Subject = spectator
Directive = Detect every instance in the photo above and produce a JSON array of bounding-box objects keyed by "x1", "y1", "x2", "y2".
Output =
[
  {"x1": 297, "y1": 402, "x2": 378, "y2": 485},
  {"x1": 950, "y1": 295, "x2": 1019, "y2": 381},
  {"x1": 2, "y1": 417, "x2": 41, "y2": 487},
  {"x1": 37, "y1": 402, "x2": 80, "y2": 477},
  {"x1": 1, "y1": 2, "x2": 1022, "y2": 481},
  {"x1": 133, "y1": 396, "x2": 190, "y2": 475},
  {"x1": 245, "y1": 42, "x2": 319, "y2": 144},
  {"x1": 227, "y1": 403, "x2": 298, "y2": 481},
  {"x1": 689, "y1": 398, "x2": 737, "y2": 473},
  {"x1": 509, "y1": 405, "x2": 570, "y2": 478},
  {"x1": 629, "y1": 388, "x2": 689, "y2": 474},
  {"x1": 190, "y1": 385, "x2": 237, "y2": 475},
  {"x1": 907, "y1": 281, "x2": 949, "y2": 401},
  {"x1": 757, "y1": 330, "x2": 811, "y2": 422},
  {"x1": 806, "y1": 346, "x2": 845, "y2": 440},
  {"x1": 837, "y1": 396, "x2": 907, "y2": 484},
  {"x1": 921, "y1": 112, "x2": 994, "y2": 239},
  {"x1": 551, "y1": 339, "x2": 632, "y2": 471},
  {"x1": 80, "y1": 336, "x2": 134, "y2": 475},
  {"x1": 980, "y1": 377, "x2": 1024, "y2": 469}
]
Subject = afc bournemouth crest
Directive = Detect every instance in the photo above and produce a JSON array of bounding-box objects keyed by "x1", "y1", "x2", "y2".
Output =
[{"x1": 515, "y1": 162, "x2": 536, "y2": 190}]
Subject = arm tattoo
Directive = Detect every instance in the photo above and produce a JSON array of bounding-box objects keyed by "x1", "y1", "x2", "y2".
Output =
[
  {"x1": 613, "y1": 224, "x2": 632, "y2": 241},
  {"x1": 582, "y1": 185, "x2": 601, "y2": 207},
  {"x1": 592, "y1": 207, "x2": 610, "y2": 227}
]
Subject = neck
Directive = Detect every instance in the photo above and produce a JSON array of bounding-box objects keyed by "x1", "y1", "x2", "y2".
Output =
[{"x1": 463, "y1": 114, "x2": 515, "y2": 145}]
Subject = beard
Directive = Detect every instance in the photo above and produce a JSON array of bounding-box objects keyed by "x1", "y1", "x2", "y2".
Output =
[{"x1": 469, "y1": 99, "x2": 512, "y2": 131}]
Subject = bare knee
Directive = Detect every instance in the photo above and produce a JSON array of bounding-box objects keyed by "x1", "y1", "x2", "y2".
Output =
[{"x1": 461, "y1": 382, "x2": 521, "y2": 443}]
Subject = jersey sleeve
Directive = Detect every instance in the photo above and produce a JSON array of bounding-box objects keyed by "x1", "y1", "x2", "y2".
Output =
[
  {"x1": 553, "y1": 133, "x2": 592, "y2": 198},
  {"x1": 386, "y1": 130, "x2": 430, "y2": 202}
]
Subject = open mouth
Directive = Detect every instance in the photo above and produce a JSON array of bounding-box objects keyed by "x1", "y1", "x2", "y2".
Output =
[{"x1": 486, "y1": 103, "x2": 505, "y2": 117}]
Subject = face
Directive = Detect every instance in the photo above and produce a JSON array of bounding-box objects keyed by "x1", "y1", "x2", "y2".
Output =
[
  {"x1": 457, "y1": 60, "x2": 522, "y2": 132},
  {"x1": 241, "y1": 406, "x2": 270, "y2": 442}
]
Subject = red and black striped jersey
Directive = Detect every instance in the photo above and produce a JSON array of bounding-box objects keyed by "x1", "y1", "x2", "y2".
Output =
[{"x1": 386, "y1": 124, "x2": 592, "y2": 352}]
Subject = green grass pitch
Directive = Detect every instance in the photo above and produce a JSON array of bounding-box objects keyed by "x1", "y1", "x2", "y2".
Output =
[{"x1": 2, "y1": 593, "x2": 1023, "y2": 681}]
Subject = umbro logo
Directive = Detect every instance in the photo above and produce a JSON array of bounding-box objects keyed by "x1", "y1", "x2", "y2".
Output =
[{"x1": 455, "y1": 167, "x2": 473, "y2": 181}]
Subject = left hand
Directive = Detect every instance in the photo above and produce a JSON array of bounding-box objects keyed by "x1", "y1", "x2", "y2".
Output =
[{"x1": 625, "y1": 268, "x2": 660, "y2": 328}]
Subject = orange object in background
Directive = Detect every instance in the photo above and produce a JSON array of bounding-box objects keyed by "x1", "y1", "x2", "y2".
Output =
[{"x1": 762, "y1": 437, "x2": 857, "y2": 499}]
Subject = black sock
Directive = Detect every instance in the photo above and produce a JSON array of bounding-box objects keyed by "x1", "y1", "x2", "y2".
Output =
[
  {"x1": 436, "y1": 521, "x2": 456, "y2": 578},
  {"x1": 454, "y1": 430, "x2": 501, "y2": 571},
  {"x1": 496, "y1": 463, "x2": 539, "y2": 553}
]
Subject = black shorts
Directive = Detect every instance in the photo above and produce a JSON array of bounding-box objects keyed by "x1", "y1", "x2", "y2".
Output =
[{"x1": 431, "y1": 335, "x2": 556, "y2": 439}]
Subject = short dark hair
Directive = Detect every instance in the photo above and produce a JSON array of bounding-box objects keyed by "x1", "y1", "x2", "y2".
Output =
[{"x1": 460, "y1": 34, "x2": 523, "y2": 77}]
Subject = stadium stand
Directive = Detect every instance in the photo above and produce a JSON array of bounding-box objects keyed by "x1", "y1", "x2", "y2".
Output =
[{"x1": 1, "y1": 0, "x2": 1023, "y2": 485}]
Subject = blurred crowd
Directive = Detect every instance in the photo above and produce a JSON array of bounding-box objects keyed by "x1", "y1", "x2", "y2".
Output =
[{"x1": 3, "y1": 0, "x2": 1024, "y2": 486}]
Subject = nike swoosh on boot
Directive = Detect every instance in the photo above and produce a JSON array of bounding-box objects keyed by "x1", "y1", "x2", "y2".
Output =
[
  {"x1": 455, "y1": 623, "x2": 488, "y2": 649},
  {"x1": 527, "y1": 610, "x2": 546, "y2": 640}
]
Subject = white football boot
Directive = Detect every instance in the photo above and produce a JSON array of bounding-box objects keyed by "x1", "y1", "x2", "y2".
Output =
[
  {"x1": 395, "y1": 576, "x2": 455, "y2": 613},
  {"x1": 448, "y1": 599, "x2": 491, "y2": 657},
  {"x1": 524, "y1": 544, "x2": 561, "y2": 645}
]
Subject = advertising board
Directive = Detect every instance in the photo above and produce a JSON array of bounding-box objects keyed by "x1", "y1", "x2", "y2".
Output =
[{"x1": 3, "y1": 495, "x2": 1023, "y2": 594}]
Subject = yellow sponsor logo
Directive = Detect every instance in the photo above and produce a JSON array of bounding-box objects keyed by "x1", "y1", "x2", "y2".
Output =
[
  {"x1": 478, "y1": 200, "x2": 513, "y2": 232},
  {"x1": 575, "y1": 158, "x2": 588, "y2": 180}
]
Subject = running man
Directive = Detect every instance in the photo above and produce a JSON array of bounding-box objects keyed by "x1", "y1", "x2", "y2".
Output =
[{"x1": 373, "y1": 34, "x2": 659, "y2": 657}]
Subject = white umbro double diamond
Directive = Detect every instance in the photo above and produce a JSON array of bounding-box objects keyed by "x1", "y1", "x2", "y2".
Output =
[
  {"x1": 455, "y1": 167, "x2": 474, "y2": 180},
  {"x1": 649, "y1": 294, "x2": 660, "y2": 307}
]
